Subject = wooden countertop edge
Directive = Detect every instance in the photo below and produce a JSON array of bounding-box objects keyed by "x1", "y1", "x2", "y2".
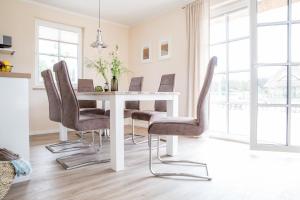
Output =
[{"x1": 0, "y1": 72, "x2": 31, "y2": 79}]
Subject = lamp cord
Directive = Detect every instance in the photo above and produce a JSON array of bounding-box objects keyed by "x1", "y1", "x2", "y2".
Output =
[{"x1": 98, "y1": 0, "x2": 101, "y2": 29}]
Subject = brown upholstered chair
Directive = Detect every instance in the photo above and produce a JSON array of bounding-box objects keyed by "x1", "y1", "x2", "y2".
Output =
[
  {"x1": 105, "y1": 77, "x2": 144, "y2": 118},
  {"x1": 41, "y1": 70, "x2": 62, "y2": 124},
  {"x1": 53, "y1": 61, "x2": 110, "y2": 169},
  {"x1": 42, "y1": 70, "x2": 89, "y2": 153},
  {"x1": 41, "y1": 71, "x2": 104, "y2": 153},
  {"x1": 130, "y1": 74, "x2": 175, "y2": 144},
  {"x1": 125, "y1": 76, "x2": 144, "y2": 110},
  {"x1": 147, "y1": 57, "x2": 217, "y2": 180},
  {"x1": 78, "y1": 79, "x2": 105, "y2": 115}
]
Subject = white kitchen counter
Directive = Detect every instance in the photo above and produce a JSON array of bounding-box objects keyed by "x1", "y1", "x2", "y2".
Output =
[{"x1": 0, "y1": 72, "x2": 31, "y2": 183}]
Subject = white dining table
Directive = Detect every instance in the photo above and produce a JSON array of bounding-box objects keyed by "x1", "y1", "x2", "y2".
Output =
[{"x1": 58, "y1": 91, "x2": 180, "y2": 172}]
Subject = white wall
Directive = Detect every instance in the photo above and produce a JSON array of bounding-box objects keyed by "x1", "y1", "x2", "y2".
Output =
[
  {"x1": 0, "y1": 0, "x2": 129, "y2": 134},
  {"x1": 0, "y1": 0, "x2": 189, "y2": 134},
  {"x1": 129, "y1": 8, "x2": 188, "y2": 116}
]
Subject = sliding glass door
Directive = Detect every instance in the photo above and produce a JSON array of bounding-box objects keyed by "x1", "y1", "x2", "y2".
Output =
[
  {"x1": 209, "y1": 1, "x2": 250, "y2": 141},
  {"x1": 250, "y1": 0, "x2": 300, "y2": 151}
]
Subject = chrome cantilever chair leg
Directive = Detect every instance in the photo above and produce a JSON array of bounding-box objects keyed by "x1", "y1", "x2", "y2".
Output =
[
  {"x1": 46, "y1": 131, "x2": 90, "y2": 153},
  {"x1": 149, "y1": 134, "x2": 212, "y2": 180},
  {"x1": 131, "y1": 120, "x2": 159, "y2": 145},
  {"x1": 131, "y1": 119, "x2": 148, "y2": 144},
  {"x1": 124, "y1": 118, "x2": 144, "y2": 142},
  {"x1": 105, "y1": 129, "x2": 110, "y2": 137},
  {"x1": 96, "y1": 130, "x2": 103, "y2": 148},
  {"x1": 56, "y1": 130, "x2": 110, "y2": 170},
  {"x1": 101, "y1": 129, "x2": 110, "y2": 138}
]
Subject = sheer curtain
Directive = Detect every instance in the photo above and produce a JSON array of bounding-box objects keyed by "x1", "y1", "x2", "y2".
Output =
[{"x1": 186, "y1": 0, "x2": 210, "y2": 117}]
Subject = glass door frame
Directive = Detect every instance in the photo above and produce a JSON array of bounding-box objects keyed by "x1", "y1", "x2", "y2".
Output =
[
  {"x1": 209, "y1": 0, "x2": 250, "y2": 142},
  {"x1": 250, "y1": 0, "x2": 300, "y2": 152}
]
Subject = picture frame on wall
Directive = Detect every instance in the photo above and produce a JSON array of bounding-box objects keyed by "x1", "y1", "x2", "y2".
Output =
[
  {"x1": 158, "y1": 39, "x2": 171, "y2": 60},
  {"x1": 141, "y1": 44, "x2": 151, "y2": 63}
]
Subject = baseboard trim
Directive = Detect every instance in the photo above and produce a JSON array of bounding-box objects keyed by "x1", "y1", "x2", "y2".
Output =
[
  {"x1": 30, "y1": 123, "x2": 147, "y2": 136},
  {"x1": 30, "y1": 129, "x2": 59, "y2": 135}
]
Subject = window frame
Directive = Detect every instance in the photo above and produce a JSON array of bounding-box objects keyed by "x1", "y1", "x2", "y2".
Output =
[
  {"x1": 34, "y1": 19, "x2": 83, "y2": 88},
  {"x1": 209, "y1": 0, "x2": 251, "y2": 140},
  {"x1": 250, "y1": 0, "x2": 300, "y2": 152}
]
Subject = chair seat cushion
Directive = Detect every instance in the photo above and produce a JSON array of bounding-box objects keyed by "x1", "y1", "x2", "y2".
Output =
[
  {"x1": 76, "y1": 114, "x2": 110, "y2": 131},
  {"x1": 131, "y1": 110, "x2": 166, "y2": 122},
  {"x1": 80, "y1": 108, "x2": 105, "y2": 115},
  {"x1": 105, "y1": 109, "x2": 137, "y2": 118},
  {"x1": 148, "y1": 117, "x2": 201, "y2": 136}
]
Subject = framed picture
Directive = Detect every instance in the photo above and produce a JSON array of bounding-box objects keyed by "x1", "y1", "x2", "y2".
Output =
[
  {"x1": 159, "y1": 39, "x2": 171, "y2": 60},
  {"x1": 141, "y1": 44, "x2": 151, "y2": 63}
]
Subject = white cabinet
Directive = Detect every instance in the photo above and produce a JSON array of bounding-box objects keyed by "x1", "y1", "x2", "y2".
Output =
[{"x1": 0, "y1": 73, "x2": 31, "y2": 183}]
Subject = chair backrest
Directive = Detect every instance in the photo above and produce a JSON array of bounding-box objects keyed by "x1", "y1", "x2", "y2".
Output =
[
  {"x1": 125, "y1": 77, "x2": 144, "y2": 110},
  {"x1": 196, "y1": 57, "x2": 218, "y2": 129},
  {"x1": 154, "y1": 74, "x2": 176, "y2": 112},
  {"x1": 53, "y1": 61, "x2": 79, "y2": 130},
  {"x1": 78, "y1": 79, "x2": 97, "y2": 109},
  {"x1": 41, "y1": 70, "x2": 61, "y2": 123}
]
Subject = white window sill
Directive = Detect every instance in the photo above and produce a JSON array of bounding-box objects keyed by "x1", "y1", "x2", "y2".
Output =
[{"x1": 208, "y1": 131, "x2": 249, "y2": 144}]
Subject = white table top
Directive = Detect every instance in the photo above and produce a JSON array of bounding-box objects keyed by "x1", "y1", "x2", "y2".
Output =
[{"x1": 77, "y1": 91, "x2": 180, "y2": 96}]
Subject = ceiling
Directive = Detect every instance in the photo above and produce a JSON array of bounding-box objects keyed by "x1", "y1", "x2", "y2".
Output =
[{"x1": 28, "y1": 0, "x2": 194, "y2": 26}]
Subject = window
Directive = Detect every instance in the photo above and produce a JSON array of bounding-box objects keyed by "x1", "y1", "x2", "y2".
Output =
[
  {"x1": 35, "y1": 20, "x2": 82, "y2": 86},
  {"x1": 209, "y1": 0, "x2": 300, "y2": 151},
  {"x1": 209, "y1": 1, "x2": 250, "y2": 140},
  {"x1": 251, "y1": 0, "x2": 300, "y2": 148}
]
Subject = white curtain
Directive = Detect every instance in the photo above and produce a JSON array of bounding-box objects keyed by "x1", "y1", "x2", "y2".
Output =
[{"x1": 186, "y1": 0, "x2": 210, "y2": 117}]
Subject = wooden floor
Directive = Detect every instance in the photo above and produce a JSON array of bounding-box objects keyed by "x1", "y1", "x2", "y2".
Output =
[{"x1": 5, "y1": 127, "x2": 300, "y2": 200}]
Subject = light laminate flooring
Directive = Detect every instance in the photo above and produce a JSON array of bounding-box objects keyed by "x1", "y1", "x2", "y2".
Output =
[{"x1": 5, "y1": 127, "x2": 300, "y2": 200}]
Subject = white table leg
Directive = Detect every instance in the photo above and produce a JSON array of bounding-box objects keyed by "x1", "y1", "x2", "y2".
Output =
[
  {"x1": 166, "y1": 95, "x2": 179, "y2": 156},
  {"x1": 101, "y1": 100, "x2": 106, "y2": 110},
  {"x1": 110, "y1": 95, "x2": 125, "y2": 171},
  {"x1": 59, "y1": 123, "x2": 68, "y2": 141}
]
